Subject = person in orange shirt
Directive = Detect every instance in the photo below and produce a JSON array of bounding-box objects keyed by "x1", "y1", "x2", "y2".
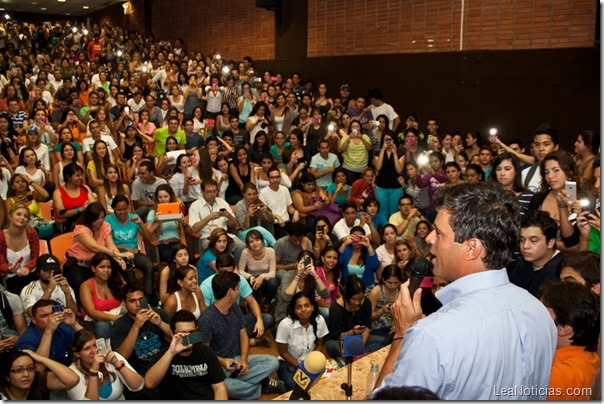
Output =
[{"x1": 541, "y1": 281, "x2": 600, "y2": 400}]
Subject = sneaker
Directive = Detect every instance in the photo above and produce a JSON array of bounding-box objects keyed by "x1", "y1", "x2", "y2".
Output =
[{"x1": 261, "y1": 378, "x2": 287, "y2": 394}]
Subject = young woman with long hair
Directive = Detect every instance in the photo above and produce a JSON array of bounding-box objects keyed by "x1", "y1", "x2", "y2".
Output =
[
  {"x1": 0, "y1": 349, "x2": 78, "y2": 400},
  {"x1": 275, "y1": 291, "x2": 328, "y2": 392},
  {"x1": 87, "y1": 140, "x2": 111, "y2": 188},
  {"x1": 79, "y1": 252, "x2": 126, "y2": 338},
  {"x1": 159, "y1": 244, "x2": 194, "y2": 305},
  {"x1": 67, "y1": 329, "x2": 143, "y2": 400},
  {"x1": 162, "y1": 264, "x2": 206, "y2": 319},
  {"x1": 97, "y1": 164, "x2": 131, "y2": 214},
  {"x1": 145, "y1": 184, "x2": 186, "y2": 264}
]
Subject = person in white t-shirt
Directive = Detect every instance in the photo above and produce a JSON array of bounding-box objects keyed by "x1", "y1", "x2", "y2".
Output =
[
  {"x1": 367, "y1": 88, "x2": 400, "y2": 132},
  {"x1": 333, "y1": 200, "x2": 380, "y2": 244},
  {"x1": 259, "y1": 165, "x2": 296, "y2": 239},
  {"x1": 82, "y1": 119, "x2": 119, "y2": 162},
  {"x1": 20, "y1": 254, "x2": 78, "y2": 319}
]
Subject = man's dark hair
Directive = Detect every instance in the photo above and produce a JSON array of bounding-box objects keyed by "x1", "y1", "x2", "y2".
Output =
[
  {"x1": 138, "y1": 160, "x2": 155, "y2": 173},
  {"x1": 267, "y1": 165, "x2": 280, "y2": 178},
  {"x1": 212, "y1": 271, "x2": 239, "y2": 300},
  {"x1": 532, "y1": 123, "x2": 559, "y2": 145},
  {"x1": 286, "y1": 221, "x2": 307, "y2": 237},
  {"x1": 341, "y1": 200, "x2": 358, "y2": 213},
  {"x1": 201, "y1": 178, "x2": 218, "y2": 191},
  {"x1": 32, "y1": 299, "x2": 59, "y2": 318},
  {"x1": 520, "y1": 209, "x2": 558, "y2": 243},
  {"x1": 432, "y1": 182, "x2": 520, "y2": 269},
  {"x1": 369, "y1": 385, "x2": 440, "y2": 400},
  {"x1": 121, "y1": 281, "x2": 145, "y2": 299},
  {"x1": 367, "y1": 88, "x2": 383, "y2": 101},
  {"x1": 540, "y1": 280, "x2": 600, "y2": 352},
  {"x1": 216, "y1": 253, "x2": 236, "y2": 270},
  {"x1": 557, "y1": 252, "x2": 601, "y2": 289},
  {"x1": 169, "y1": 309, "x2": 197, "y2": 332}
]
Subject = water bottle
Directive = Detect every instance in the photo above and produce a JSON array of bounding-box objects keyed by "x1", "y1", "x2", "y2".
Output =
[{"x1": 366, "y1": 360, "x2": 379, "y2": 397}]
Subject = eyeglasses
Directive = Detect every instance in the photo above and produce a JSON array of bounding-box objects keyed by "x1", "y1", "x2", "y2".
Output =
[
  {"x1": 269, "y1": 176, "x2": 281, "y2": 179},
  {"x1": 10, "y1": 365, "x2": 36, "y2": 374}
]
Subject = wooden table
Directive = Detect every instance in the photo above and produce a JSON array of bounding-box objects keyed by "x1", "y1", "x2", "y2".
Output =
[{"x1": 273, "y1": 346, "x2": 391, "y2": 400}]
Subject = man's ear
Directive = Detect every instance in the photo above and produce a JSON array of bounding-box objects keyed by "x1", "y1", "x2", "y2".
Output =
[
  {"x1": 557, "y1": 323, "x2": 574, "y2": 338},
  {"x1": 546, "y1": 237, "x2": 556, "y2": 250},
  {"x1": 465, "y1": 238, "x2": 483, "y2": 261},
  {"x1": 591, "y1": 283, "x2": 600, "y2": 296}
]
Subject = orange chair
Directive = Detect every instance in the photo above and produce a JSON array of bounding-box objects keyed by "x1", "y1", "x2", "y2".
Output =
[
  {"x1": 39, "y1": 202, "x2": 53, "y2": 222},
  {"x1": 39, "y1": 239, "x2": 49, "y2": 255},
  {"x1": 49, "y1": 232, "x2": 74, "y2": 267}
]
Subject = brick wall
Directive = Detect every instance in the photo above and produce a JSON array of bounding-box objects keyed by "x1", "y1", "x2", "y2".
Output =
[
  {"x1": 89, "y1": 0, "x2": 145, "y2": 35},
  {"x1": 307, "y1": 0, "x2": 597, "y2": 57},
  {"x1": 151, "y1": 0, "x2": 275, "y2": 61}
]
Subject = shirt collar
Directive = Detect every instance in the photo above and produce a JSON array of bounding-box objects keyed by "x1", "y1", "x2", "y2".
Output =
[{"x1": 436, "y1": 269, "x2": 509, "y2": 306}]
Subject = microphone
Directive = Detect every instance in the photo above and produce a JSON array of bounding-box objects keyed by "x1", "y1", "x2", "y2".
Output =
[
  {"x1": 340, "y1": 335, "x2": 366, "y2": 400},
  {"x1": 407, "y1": 256, "x2": 432, "y2": 297},
  {"x1": 289, "y1": 351, "x2": 327, "y2": 400},
  {"x1": 342, "y1": 335, "x2": 365, "y2": 358}
]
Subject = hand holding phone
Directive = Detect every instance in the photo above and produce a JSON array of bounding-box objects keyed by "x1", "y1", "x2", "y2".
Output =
[
  {"x1": 183, "y1": 332, "x2": 203, "y2": 346},
  {"x1": 139, "y1": 298, "x2": 149, "y2": 310},
  {"x1": 564, "y1": 181, "x2": 577, "y2": 202}
]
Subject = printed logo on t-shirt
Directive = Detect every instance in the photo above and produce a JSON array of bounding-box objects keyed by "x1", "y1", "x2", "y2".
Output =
[
  {"x1": 170, "y1": 363, "x2": 209, "y2": 378},
  {"x1": 135, "y1": 331, "x2": 163, "y2": 362}
]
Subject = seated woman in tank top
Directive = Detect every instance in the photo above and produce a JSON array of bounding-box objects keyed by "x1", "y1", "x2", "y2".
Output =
[
  {"x1": 52, "y1": 163, "x2": 96, "y2": 232},
  {"x1": 79, "y1": 252, "x2": 126, "y2": 339},
  {"x1": 162, "y1": 265, "x2": 206, "y2": 319}
]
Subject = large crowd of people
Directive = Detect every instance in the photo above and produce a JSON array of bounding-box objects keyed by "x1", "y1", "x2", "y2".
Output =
[{"x1": 0, "y1": 17, "x2": 600, "y2": 400}]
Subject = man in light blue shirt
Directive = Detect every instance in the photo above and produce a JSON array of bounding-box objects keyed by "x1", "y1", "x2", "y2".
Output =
[
  {"x1": 375, "y1": 183, "x2": 557, "y2": 400},
  {"x1": 309, "y1": 139, "x2": 340, "y2": 189}
]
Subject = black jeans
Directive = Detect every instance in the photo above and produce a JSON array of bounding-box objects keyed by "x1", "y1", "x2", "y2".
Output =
[
  {"x1": 127, "y1": 252, "x2": 157, "y2": 304},
  {"x1": 62, "y1": 259, "x2": 92, "y2": 305}
]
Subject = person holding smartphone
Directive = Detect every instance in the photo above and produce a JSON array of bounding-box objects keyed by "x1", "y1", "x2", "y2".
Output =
[
  {"x1": 325, "y1": 275, "x2": 378, "y2": 362},
  {"x1": 67, "y1": 329, "x2": 144, "y2": 400},
  {"x1": 110, "y1": 283, "x2": 172, "y2": 399},
  {"x1": 20, "y1": 254, "x2": 78, "y2": 319},
  {"x1": 145, "y1": 310, "x2": 227, "y2": 399},
  {"x1": 367, "y1": 265, "x2": 405, "y2": 349}
]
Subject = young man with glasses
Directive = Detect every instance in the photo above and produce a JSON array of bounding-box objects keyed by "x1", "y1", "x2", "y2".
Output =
[{"x1": 388, "y1": 196, "x2": 424, "y2": 240}]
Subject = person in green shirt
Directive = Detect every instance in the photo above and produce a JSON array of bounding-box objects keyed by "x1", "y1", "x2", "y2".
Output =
[{"x1": 153, "y1": 116, "x2": 186, "y2": 157}]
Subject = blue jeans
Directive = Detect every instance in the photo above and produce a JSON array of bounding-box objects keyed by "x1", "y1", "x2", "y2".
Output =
[
  {"x1": 94, "y1": 320, "x2": 112, "y2": 339},
  {"x1": 249, "y1": 277, "x2": 279, "y2": 306},
  {"x1": 244, "y1": 313, "x2": 274, "y2": 338},
  {"x1": 375, "y1": 186, "x2": 403, "y2": 221},
  {"x1": 224, "y1": 354, "x2": 279, "y2": 399},
  {"x1": 277, "y1": 360, "x2": 297, "y2": 391}
]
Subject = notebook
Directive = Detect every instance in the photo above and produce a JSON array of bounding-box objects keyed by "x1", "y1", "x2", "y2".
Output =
[{"x1": 157, "y1": 202, "x2": 183, "y2": 221}]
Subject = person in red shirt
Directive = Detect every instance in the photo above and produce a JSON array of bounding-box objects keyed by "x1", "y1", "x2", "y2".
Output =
[
  {"x1": 350, "y1": 167, "x2": 376, "y2": 207},
  {"x1": 87, "y1": 34, "x2": 103, "y2": 61}
]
